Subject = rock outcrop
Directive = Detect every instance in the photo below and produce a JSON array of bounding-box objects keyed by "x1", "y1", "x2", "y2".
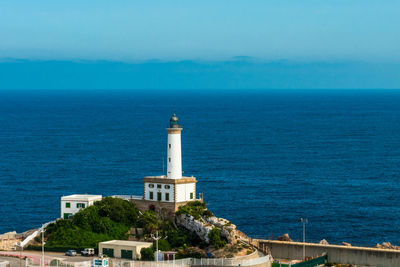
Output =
[
  {"x1": 176, "y1": 214, "x2": 239, "y2": 244},
  {"x1": 375, "y1": 242, "x2": 400, "y2": 250},
  {"x1": 342, "y1": 242, "x2": 352, "y2": 246},
  {"x1": 277, "y1": 233, "x2": 293, "y2": 242},
  {"x1": 319, "y1": 239, "x2": 329, "y2": 245}
]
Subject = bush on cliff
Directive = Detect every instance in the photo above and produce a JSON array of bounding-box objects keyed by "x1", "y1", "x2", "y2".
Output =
[
  {"x1": 176, "y1": 201, "x2": 213, "y2": 220},
  {"x1": 208, "y1": 228, "x2": 226, "y2": 249},
  {"x1": 177, "y1": 246, "x2": 207, "y2": 259},
  {"x1": 44, "y1": 197, "x2": 140, "y2": 248},
  {"x1": 140, "y1": 210, "x2": 159, "y2": 234}
]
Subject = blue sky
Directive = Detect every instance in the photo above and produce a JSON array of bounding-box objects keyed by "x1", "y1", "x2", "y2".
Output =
[{"x1": 1, "y1": 0, "x2": 399, "y2": 62}]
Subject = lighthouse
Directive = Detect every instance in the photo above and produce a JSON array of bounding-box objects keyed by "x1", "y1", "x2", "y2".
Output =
[
  {"x1": 167, "y1": 114, "x2": 183, "y2": 179},
  {"x1": 132, "y1": 114, "x2": 200, "y2": 215}
]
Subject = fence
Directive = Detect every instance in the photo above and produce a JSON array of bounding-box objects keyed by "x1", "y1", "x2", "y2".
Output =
[
  {"x1": 113, "y1": 255, "x2": 271, "y2": 267},
  {"x1": 26, "y1": 256, "x2": 271, "y2": 267},
  {"x1": 25, "y1": 258, "x2": 92, "y2": 267},
  {"x1": 271, "y1": 255, "x2": 327, "y2": 267}
]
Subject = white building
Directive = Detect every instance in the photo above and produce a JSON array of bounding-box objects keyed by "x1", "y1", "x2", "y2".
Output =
[
  {"x1": 99, "y1": 240, "x2": 152, "y2": 260},
  {"x1": 61, "y1": 194, "x2": 102, "y2": 219},
  {"x1": 133, "y1": 114, "x2": 199, "y2": 214}
]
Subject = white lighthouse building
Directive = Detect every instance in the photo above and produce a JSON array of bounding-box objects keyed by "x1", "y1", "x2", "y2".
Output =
[
  {"x1": 167, "y1": 114, "x2": 183, "y2": 179},
  {"x1": 132, "y1": 114, "x2": 200, "y2": 214}
]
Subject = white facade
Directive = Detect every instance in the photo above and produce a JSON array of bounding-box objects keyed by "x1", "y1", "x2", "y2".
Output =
[
  {"x1": 176, "y1": 183, "x2": 196, "y2": 202},
  {"x1": 167, "y1": 129, "x2": 182, "y2": 179},
  {"x1": 61, "y1": 194, "x2": 102, "y2": 219},
  {"x1": 144, "y1": 182, "x2": 174, "y2": 202}
]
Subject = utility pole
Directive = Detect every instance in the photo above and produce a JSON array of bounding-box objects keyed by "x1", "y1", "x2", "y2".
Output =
[
  {"x1": 41, "y1": 226, "x2": 45, "y2": 267},
  {"x1": 151, "y1": 231, "x2": 167, "y2": 264},
  {"x1": 300, "y1": 218, "x2": 308, "y2": 261}
]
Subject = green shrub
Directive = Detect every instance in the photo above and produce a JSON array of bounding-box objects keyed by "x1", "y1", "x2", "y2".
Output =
[
  {"x1": 177, "y1": 246, "x2": 206, "y2": 259},
  {"x1": 44, "y1": 197, "x2": 139, "y2": 249},
  {"x1": 208, "y1": 228, "x2": 226, "y2": 249},
  {"x1": 176, "y1": 201, "x2": 213, "y2": 220},
  {"x1": 154, "y1": 239, "x2": 171, "y2": 251},
  {"x1": 140, "y1": 210, "x2": 159, "y2": 234},
  {"x1": 141, "y1": 247, "x2": 154, "y2": 261}
]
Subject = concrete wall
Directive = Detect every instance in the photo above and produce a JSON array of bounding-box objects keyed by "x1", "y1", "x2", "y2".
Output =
[
  {"x1": 176, "y1": 183, "x2": 195, "y2": 202},
  {"x1": 256, "y1": 239, "x2": 400, "y2": 267}
]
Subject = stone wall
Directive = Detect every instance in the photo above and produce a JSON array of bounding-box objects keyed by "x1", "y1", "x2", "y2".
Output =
[
  {"x1": 0, "y1": 232, "x2": 20, "y2": 251},
  {"x1": 131, "y1": 199, "x2": 195, "y2": 216}
]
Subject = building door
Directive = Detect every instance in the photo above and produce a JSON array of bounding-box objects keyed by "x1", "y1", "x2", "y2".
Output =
[
  {"x1": 102, "y1": 248, "x2": 114, "y2": 258},
  {"x1": 121, "y1": 249, "x2": 133, "y2": 259}
]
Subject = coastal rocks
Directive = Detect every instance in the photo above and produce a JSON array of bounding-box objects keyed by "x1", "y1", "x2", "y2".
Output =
[
  {"x1": 176, "y1": 214, "x2": 213, "y2": 243},
  {"x1": 277, "y1": 233, "x2": 293, "y2": 242},
  {"x1": 176, "y1": 214, "x2": 239, "y2": 244},
  {"x1": 319, "y1": 239, "x2": 329, "y2": 245},
  {"x1": 375, "y1": 242, "x2": 400, "y2": 250},
  {"x1": 342, "y1": 242, "x2": 352, "y2": 246}
]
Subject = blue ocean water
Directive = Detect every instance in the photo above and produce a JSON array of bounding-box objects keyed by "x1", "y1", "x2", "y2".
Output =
[{"x1": 1, "y1": 89, "x2": 400, "y2": 247}]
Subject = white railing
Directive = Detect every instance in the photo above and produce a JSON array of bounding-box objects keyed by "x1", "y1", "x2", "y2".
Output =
[
  {"x1": 26, "y1": 256, "x2": 270, "y2": 267},
  {"x1": 114, "y1": 255, "x2": 270, "y2": 267},
  {"x1": 26, "y1": 258, "x2": 92, "y2": 267},
  {"x1": 113, "y1": 195, "x2": 144, "y2": 201},
  {"x1": 20, "y1": 221, "x2": 56, "y2": 248}
]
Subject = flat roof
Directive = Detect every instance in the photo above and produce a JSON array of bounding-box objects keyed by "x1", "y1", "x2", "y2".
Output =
[
  {"x1": 61, "y1": 194, "x2": 102, "y2": 201},
  {"x1": 99, "y1": 240, "x2": 153, "y2": 246}
]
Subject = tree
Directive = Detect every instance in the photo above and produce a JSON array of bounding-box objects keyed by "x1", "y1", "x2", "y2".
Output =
[
  {"x1": 140, "y1": 247, "x2": 154, "y2": 261},
  {"x1": 141, "y1": 210, "x2": 159, "y2": 234}
]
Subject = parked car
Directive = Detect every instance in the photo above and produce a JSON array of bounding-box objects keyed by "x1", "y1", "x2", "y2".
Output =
[
  {"x1": 65, "y1": 250, "x2": 77, "y2": 256},
  {"x1": 81, "y1": 248, "x2": 95, "y2": 256}
]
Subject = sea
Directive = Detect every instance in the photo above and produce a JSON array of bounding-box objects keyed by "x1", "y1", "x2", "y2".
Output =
[{"x1": 0, "y1": 89, "x2": 399, "y2": 247}]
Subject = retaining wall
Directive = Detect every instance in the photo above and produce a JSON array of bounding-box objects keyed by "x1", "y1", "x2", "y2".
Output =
[{"x1": 256, "y1": 239, "x2": 400, "y2": 267}]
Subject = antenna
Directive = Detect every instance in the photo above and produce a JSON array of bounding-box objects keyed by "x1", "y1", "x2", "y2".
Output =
[{"x1": 162, "y1": 157, "x2": 165, "y2": 175}]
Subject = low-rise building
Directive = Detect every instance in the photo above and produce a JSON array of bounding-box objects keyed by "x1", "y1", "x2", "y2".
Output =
[
  {"x1": 98, "y1": 240, "x2": 153, "y2": 260},
  {"x1": 60, "y1": 194, "x2": 102, "y2": 219}
]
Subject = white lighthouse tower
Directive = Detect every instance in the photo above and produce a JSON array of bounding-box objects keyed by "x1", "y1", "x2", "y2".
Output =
[
  {"x1": 167, "y1": 114, "x2": 183, "y2": 179},
  {"x1": 135, "y1": 114, "x2": 199, "y2": 215}
]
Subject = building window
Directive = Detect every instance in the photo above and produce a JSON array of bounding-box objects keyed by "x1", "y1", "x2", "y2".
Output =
[
  {"x1": 168, "y1": 158, "x2": 171, "y2": 162},
  {"x1": 157, "y1": 184, "x2": 162, "y2": 189},
  {"x1": 149, "y1": 184, "x2": 154, "y2": 188},
  {"x1": 157, "y1": 192, "x2": 162, "y2": 201},
  {"x1": 63, "y1": 213, "x2": 72, "y2": 219},
  {"x1": 164, "y1": 185, "x2": 170, "y2": 189},
  {"x1": 190, "y1": 192, "x2": 193, "y2": 199},
  {"x1": 66, "y1": 202, "x2": 70, "y2": 208},
  {"x1": 77, "y1": 203, "x2": 86, "y2": 208},
  {"x1": 165, "y1": 193, "x2": 170, "y2": 201},
  {"x1": 169, "y1": 144, "x2": 171, "y2": 149},
  {"x1": 149, "y1": 191, "x2": 153, "y2": 200}
]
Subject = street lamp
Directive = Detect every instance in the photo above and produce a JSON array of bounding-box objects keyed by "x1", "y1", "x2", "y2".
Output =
[
  {"x1": 300, "y1": 218, "x2": 308, "y2": 260},
  {"x1": 151, "y1": 231, "x2": 167, "y2": 264},
  {"x1": 41, "y1": 226, "x2": 46, "y2": 267}
]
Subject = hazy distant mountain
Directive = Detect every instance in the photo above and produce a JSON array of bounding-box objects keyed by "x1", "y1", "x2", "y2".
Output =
[{"x1": 0, "y1": 59, "x2": 399, "y2": 90}]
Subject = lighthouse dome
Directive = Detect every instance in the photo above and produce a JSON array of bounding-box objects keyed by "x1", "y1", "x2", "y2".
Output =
[{"x1": 170, "y1": 114, "x2": 181, "y2": 128}]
